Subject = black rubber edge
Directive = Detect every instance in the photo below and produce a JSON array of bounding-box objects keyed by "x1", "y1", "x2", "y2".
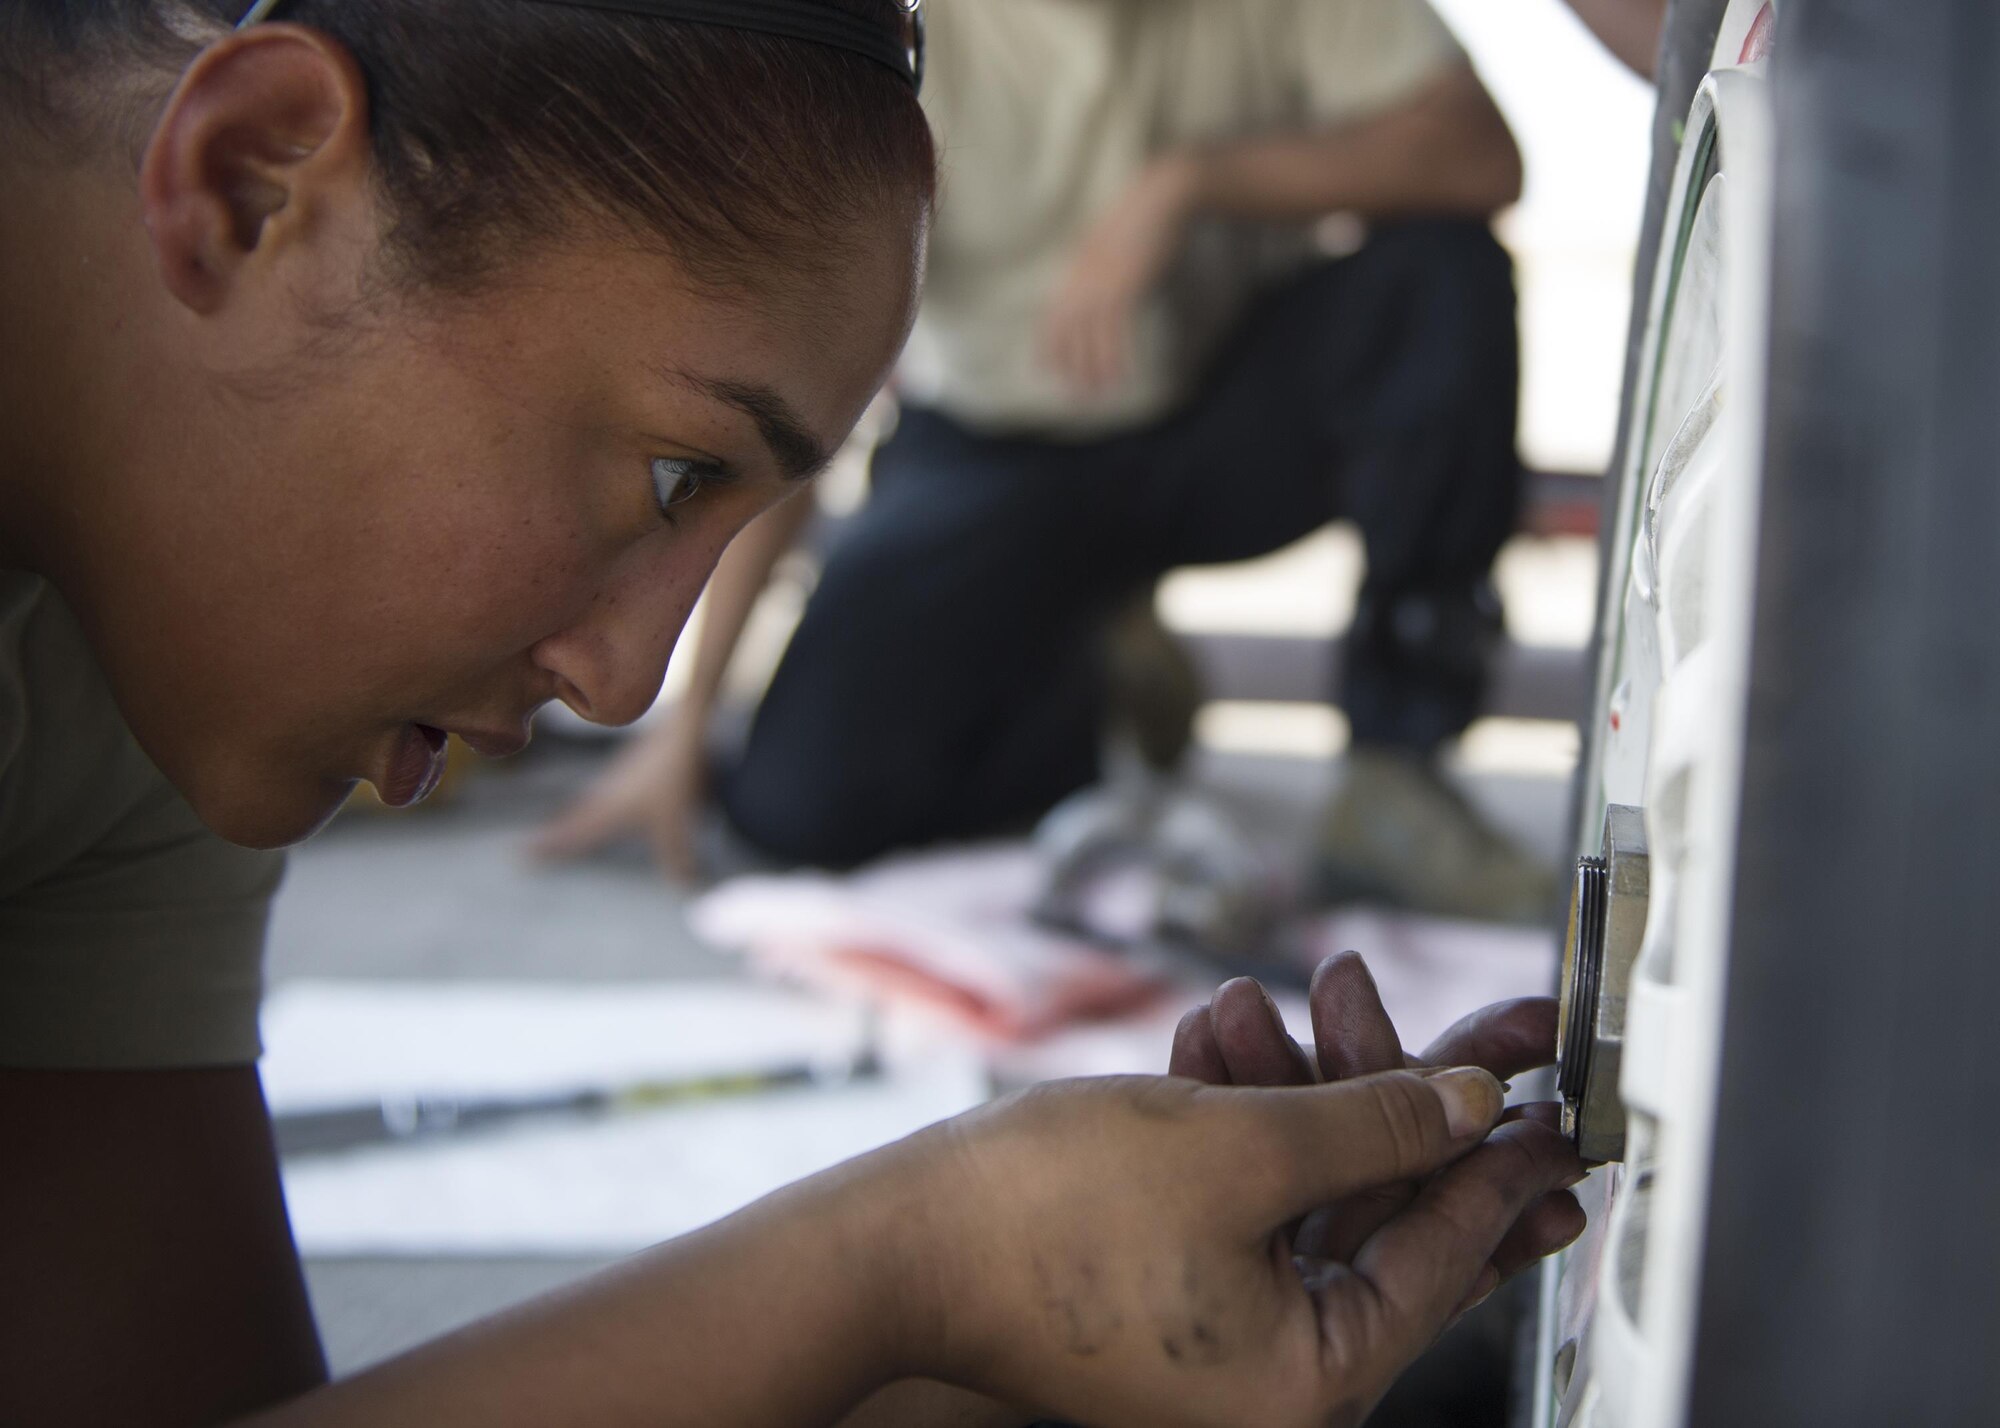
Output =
[{"x1": 1686, "y1": 1, "x2": 2000, "y2": 1422}]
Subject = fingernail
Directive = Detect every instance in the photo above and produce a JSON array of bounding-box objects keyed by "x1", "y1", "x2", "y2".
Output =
[
  {"x1": 1432, "y1": 1067, "x2": 1503, "y2": 1139},
  {"x1": 1258, "y1": 984, "x2": 1287, "y2": 1033},
  {"x1": 1515, "y1": 1102, "x2": 1565, "y2": 1129},
  {"x1": 1454, "y1": 1265, "x2": 1501, "y2": 1318}
]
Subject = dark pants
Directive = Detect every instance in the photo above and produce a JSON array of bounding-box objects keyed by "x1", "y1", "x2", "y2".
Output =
[{"x1": 721, "y1": 220, "x2": 1522, "y2": 868}]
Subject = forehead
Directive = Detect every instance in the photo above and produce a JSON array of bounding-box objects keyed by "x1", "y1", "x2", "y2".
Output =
[{"x1": 547, "y1": 227, "x2": 919, "y2": 416}]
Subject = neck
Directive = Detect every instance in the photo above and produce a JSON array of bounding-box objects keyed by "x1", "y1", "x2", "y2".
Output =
[{"x1": 0, "y1": 127, "x2": 162, "y2": 578}]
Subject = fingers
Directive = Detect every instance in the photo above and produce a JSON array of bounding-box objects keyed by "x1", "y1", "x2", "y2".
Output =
[
  {"x1": 645, "y1": 812, "x2": 700, "y2": 885},
  {"x1": 531, "y1": 770, "x2": 698, "y2": 877},
  {"x1": 1293, "y1": 1183, "x2": 1416, "y2": 1263},
  {"x1": 1170, "y1": 980, "x2": 1313, "y2": 1086},
  {"x1": 1480, "y1": 1108, "x2": 1587, "y2": 1280},
  {"x1": 1038, "y1": 289, "x2": 1132, "y2": 396},
  {"x1": 528, "y1": 727, "x2": 694, "y2": 864},
  {"x1": 1487, "y1": 1189, "x2": 1586, "y2": 1282},
  {"x1": 1415, "y1": 1103, "x2": 1583, "y2": 1285},
  {"x1": 527, "y1": 789, "x2": 629, "y2": 861},
  {"x1": 1056, "y1": 310, "x2": 1123, "y2": 393},
  {"x1": 1300, "y1": 954, "x2": 1560, "y2": 1084},
  {"x1": 1500, "y1": 1100, "x2": 1564, "y2": 1131},
  {"x1": 1309, "y1": 951, "x2": 1404, "y2": 1082},
  {"x1": 1242, "y1": 1067, "x2": 1504, "y2": 1225},
  {"x1": 1329, "y1": 1119, "x2": 1584, "y2": 1361},
  {"x1": 1083, "y1": 307, "x2": 1128, "y2": 390},
  {"x1": 1037, "y1": 309, "x2": 1083, "y2": 392},
  {"x1": 1416, "y1": 997, "x2": 1561, "y2": 1081},
  {"x1": 1210, "y1": 979, "x2": 1316, "y2": 1086},
  {"x1": 1169, "y1": 1006, "x2": 1229, "y2": 1082}
]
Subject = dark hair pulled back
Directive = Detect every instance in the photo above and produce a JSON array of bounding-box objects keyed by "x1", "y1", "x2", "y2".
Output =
[{"x1": 1, "y1": 0, "x2": 935, "y2": 292}]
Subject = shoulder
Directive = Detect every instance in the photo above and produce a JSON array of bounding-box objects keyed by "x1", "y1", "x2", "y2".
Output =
[
  {"x1": 2, "y1": 572, "x2": 272, "y2": 895},
  {"x1": 5, "y1": 575, "x2": 155, "y2": 882},
  {"x1": 1, "y1": 572, "x2": 282, "y2": 1069}
]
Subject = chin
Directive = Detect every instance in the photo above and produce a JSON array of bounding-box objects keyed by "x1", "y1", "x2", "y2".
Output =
[{"x1": 187, "y1": 772, "x2": 357, "y2": 851}]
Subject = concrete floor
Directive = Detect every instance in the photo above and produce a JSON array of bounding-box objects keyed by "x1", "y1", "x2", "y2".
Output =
[{"x1": 268, "y1": 746, "x2": 731, "y2": 987}]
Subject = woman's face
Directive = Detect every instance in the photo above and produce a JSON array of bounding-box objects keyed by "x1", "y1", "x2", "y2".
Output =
[{"x1": 75, "y1": 231, "x2": 919, "y2": 849}]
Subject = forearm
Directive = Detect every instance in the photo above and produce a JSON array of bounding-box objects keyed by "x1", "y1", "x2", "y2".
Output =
[
  {"x1": 241, "y1": 1160, "x2": 915, "y2": 1428},
  {"x1": 679, "y1": 488, "x2": 814, "y2": 721},
  {"x1": 837, "y1": 1380, "x2": 1032, "y2": 1428},
  {"x1": 1174, "y1": 62, "x2": 1522, "y2": 225}
]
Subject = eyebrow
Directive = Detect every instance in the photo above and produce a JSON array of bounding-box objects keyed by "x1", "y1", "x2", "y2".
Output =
[{"x1": 667, "y1": 368, "x2": 834, "y2": 482}]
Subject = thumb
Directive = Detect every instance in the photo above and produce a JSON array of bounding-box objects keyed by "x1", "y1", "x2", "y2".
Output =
[
  {"x1": 1235, "y1": 1067, "x2": 1504, "y2": 1228},
  {"x1": 1316, "y1": 1119, "x2": 1584, "y2": 1373}
]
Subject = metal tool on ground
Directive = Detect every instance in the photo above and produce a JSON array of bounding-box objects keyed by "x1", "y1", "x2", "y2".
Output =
[{"x1": 274, "y1": 1041, "x2": 883, "y2": 1158}]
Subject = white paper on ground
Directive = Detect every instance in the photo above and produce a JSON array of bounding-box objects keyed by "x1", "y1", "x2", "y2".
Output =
[
  {"x1": 261, "y1": 979, "x2": 873, "y2": 1111},
  {"x1": 264, "y1": 980, "x2": 990, "y2": 1256},
  {"x1": 280, "y1": 1055, "x2": 989, "y2": 1256}
]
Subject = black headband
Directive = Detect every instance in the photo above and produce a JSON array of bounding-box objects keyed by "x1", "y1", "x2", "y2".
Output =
[
  {"x1": 239, "y1": 0, "x2": 923, "y2": 91},
  {"x1": 534, "y1": 0, "x2": 921, "y2": 89}
]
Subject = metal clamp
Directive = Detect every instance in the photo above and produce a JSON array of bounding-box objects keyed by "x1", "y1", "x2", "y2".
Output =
[{"x1": 1556, "y1": 803, "x2": 1651, "y2": 1163}]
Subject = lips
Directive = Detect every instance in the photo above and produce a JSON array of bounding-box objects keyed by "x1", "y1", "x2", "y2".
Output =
[
  {"x1": 377, "y1": 723, "x2": 449, "y2": 808},
  {"x1": 454, "y1": 726, "x2": 530, "y2": 761}
]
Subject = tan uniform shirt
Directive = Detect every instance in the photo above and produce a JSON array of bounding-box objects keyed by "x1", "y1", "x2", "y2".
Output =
[
  {"x1": 0, "y1": 570, "x2": 282, "y2": 1068},
  {"x1": 901, "y1": 0, "x2": 1465, "y2": 436}
]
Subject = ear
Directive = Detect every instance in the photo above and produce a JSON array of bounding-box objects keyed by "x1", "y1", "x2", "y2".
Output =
[{"x1": 138, "y1": 25, "x2": 372, "y2": 314}]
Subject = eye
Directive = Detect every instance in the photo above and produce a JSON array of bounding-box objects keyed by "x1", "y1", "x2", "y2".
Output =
[{"x1": 650, "y1": 456, "x2": 731, "y2": 525}]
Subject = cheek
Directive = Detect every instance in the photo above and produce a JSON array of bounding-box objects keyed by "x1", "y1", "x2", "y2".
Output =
[
  {"x1": 428, "y1": 523, "x2": 606, "y2": 654},
  {"x1": 598, "y1": 521, "x2": 740, "y2": 638},
  {"x1": 596, "y1": 504, "x2": 769, "y2": 650},
  {"x1": 275, "y1": 506, "x2": 604, "y2": 714},
  {"x1": 336, "y1": 416, "x2": 616, "y2": 654},
  {"x1": 320, "y1": 472, "x2": 756, "y2": 716},
  {"x1": 447, "y1": 512, "x2": 730, "y2": 674}
]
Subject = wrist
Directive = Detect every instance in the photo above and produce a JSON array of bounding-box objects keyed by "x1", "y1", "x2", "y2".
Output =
[
  {"x1": 656, "y1": 1148, "x2": 940, "y2": 1415},
  {"x1": 1149, "y1": 146, "x2": 1208, "y2": 223},
  {"x1": 665, "y1": 694, "x2": 716, "y2": 742},
  {"x1": 838, "y1": 1122, "x2": 975, "y2": 1384}
]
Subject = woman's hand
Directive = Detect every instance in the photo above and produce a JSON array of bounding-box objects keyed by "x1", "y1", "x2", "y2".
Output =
[
  {"x1": 887, "y1": 1061, "x2": 1581, "y2": 1427},
  {"x1": 530, "y1": 712, "x2": 707, "y2": 881},
  {"x1": 1170, "y1": 951, "x2": 1587, "y2": 1295},
  {"x1": 1037, "y1": 153, "x2": 1200, "y2": 396}
]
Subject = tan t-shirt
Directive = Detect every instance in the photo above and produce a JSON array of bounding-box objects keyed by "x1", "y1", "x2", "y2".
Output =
[
  {"x1": 901, "y1": 0, "x2": 1465, "y2": 435},
  {"x1": 0, "y1": 570, "x2": 283, "y2": 1068}
]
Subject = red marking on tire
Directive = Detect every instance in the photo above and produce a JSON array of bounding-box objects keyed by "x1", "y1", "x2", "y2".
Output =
[{"x1": 1740, "y1": 5, "x2": 1776, "y2": 63}]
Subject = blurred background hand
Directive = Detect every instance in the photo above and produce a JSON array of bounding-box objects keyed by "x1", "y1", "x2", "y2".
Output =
[
  {"x1": 1037, "y1": 155, "x2": 1198, "y2": 395},
  {"x1": 531, "y1": 710, "x2": 707, "y2": 882}
]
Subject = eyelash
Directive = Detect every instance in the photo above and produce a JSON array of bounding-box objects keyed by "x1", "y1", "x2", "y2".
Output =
[{"x1": 650, "y1": 456, "x2": 733, "y2": 525}]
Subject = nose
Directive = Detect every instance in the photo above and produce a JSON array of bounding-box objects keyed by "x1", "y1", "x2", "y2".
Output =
[{"x1": 530, "y1": 548, "x2": 707, "y2": 728}]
